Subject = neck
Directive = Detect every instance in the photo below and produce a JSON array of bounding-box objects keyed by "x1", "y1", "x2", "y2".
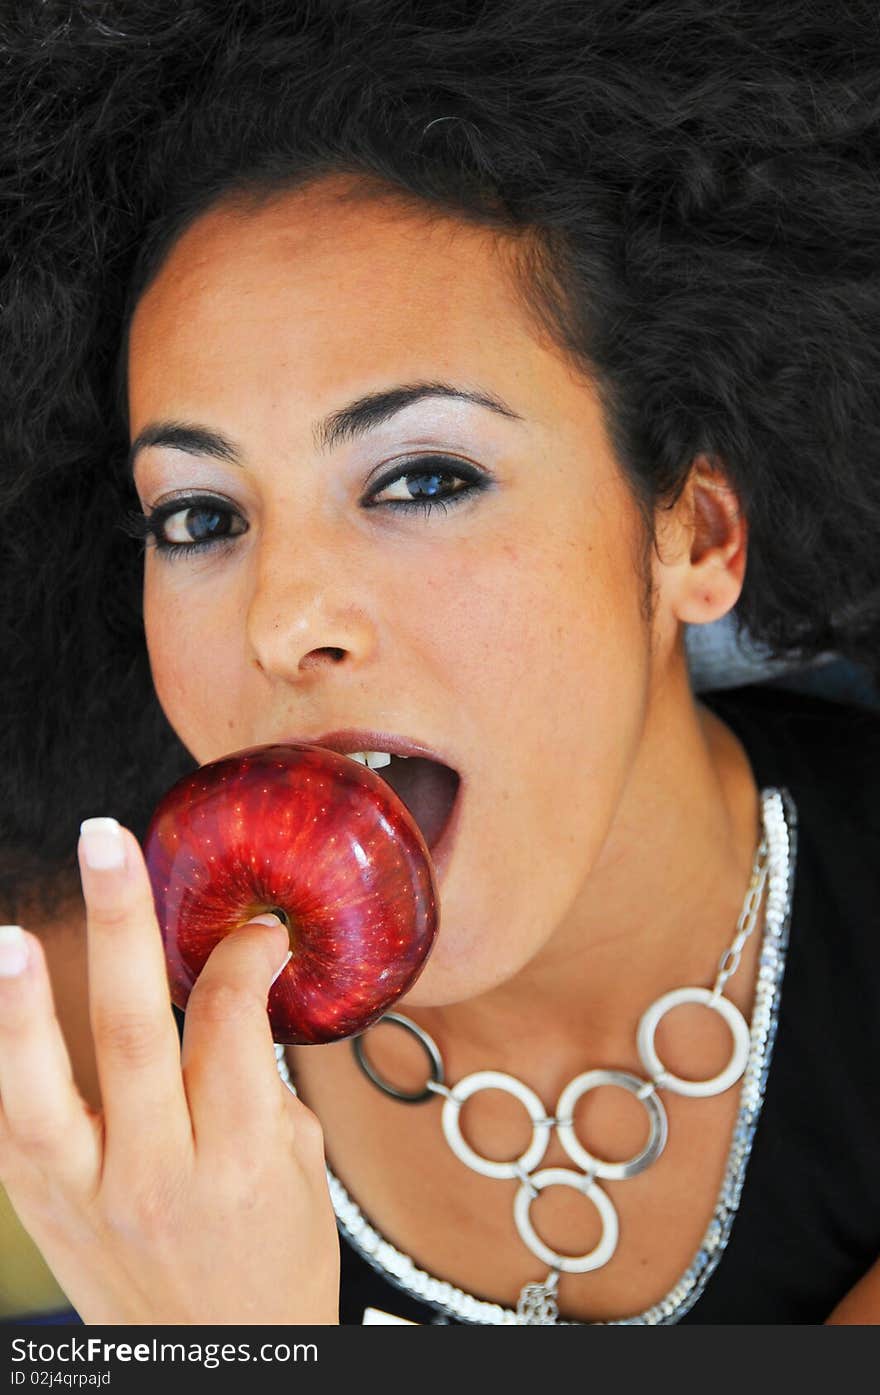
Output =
[{"x1": 398, "y1": 660, "x2": 765, "y2": 1084}]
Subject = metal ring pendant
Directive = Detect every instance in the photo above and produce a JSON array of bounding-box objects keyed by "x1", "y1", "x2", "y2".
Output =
[
  {"x1": 513, "y1": 1168, "x2": 620, "y2": 1273},
  {"x1": 555, "y1": 1070, "x2": 669, "y2": 1180},
  {"x1": 441, "y1": 1070, "x2": 552, "y2": 1180},
  {"x1": 637, "y1": 987, "x2": 751, "y2": 1098},
  {"x1": 351, "y1": 1011, "x2": 445, "y2": 1103}
]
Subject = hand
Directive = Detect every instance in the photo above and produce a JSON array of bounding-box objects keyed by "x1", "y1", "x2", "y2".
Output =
[{"x1": 0, "y1": 818, "x2": 340, "y2": 1324}]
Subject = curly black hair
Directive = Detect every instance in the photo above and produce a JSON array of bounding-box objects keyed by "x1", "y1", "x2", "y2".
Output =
[{"x1": 2, "y1": 0, "x2": 880, "y2": 922}]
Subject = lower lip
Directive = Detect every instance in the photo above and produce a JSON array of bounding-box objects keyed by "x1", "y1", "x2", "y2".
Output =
[{"x1": 426, "y1": 774, "x2": 464, "y2": 885}]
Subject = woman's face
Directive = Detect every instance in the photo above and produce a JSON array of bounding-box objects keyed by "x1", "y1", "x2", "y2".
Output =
[{"x1": 127, "y1": 175, "x2": 684, "y2": 1010}]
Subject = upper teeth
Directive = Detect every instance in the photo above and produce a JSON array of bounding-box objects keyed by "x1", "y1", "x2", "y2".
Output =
[{"x1": 346, "y1": 750, "x2": 401, "y2": 769}]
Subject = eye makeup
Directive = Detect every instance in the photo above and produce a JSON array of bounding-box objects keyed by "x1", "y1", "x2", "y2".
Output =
[{"x1": 119, "y1": 456, "x2": 493, "y2": 560}]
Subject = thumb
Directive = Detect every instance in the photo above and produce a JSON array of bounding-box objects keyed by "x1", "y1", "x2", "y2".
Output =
[
  {"x1": 180, "y1": 910, "x2": 295, "y2": 1143},
  {"x1": 198, "y1": 911, "x2": 291, "y2": 999},
  {"x1": 246, "y1": 913, "x2": 293, "y2": 987}
]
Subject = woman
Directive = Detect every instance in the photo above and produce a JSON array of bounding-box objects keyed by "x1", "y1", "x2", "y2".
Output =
[{"x1": 1, "y1": 3, "x2": 879, "y2": 1325}]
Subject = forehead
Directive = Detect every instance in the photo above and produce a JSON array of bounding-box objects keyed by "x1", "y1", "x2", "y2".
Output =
[{"x1": 127, "y1": 176, "x2": 552, "y2": 414}]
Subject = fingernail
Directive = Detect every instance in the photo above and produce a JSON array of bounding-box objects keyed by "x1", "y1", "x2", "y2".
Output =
[
  {"x1": 0, "y1": 926, "x2": 29, "y2": 977},
  {"x1": 80, "y1": 817, "x2": 126, "y2": 870},
  {"x1": 245, "y1": 915, "x2": 290, "y2": 986},
  {"x1": 271, "y1": 950, "x2": 293, "y2": 987}
]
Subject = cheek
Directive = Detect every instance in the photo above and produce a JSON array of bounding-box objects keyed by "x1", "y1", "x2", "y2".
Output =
[
  {"x1": 424, "y1": 516, "x2": 648, "y2": 771},
  {"x1": 400, "y1": 522, "x2": 653, "y2": 1004},
  {"x1": 143, "y1": 564, "x2": 243, "y2": 758}
]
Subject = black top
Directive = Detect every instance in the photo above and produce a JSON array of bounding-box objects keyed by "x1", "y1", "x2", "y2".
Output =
[
  {"x1": 334, "y1": 682, "x2": 880, "y2": 1325},
  {"x1": 10, "y1": 683, "x2": 880, "y2": 1326}
]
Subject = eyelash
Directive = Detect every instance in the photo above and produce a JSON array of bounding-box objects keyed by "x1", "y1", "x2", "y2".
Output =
[{"x1": 118, "y1": 458, "x2": 489, "y2": 561}]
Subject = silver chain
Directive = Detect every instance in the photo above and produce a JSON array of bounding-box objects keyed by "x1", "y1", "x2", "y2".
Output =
[{"x1": 712, "y1": 836, "x2": 769, "y2": 997}]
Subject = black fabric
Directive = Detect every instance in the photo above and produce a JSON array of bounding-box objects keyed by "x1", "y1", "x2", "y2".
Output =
[{"x1": 336, "y1": 683, "x2": 880, "y2": 1324}]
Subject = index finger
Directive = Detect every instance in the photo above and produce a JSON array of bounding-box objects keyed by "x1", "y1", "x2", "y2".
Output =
[{"x1": 79, "y1": 818, "x2": 193, "y2": 1165}]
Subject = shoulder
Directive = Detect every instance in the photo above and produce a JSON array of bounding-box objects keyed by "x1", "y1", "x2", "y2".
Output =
[{"x1": 698, "y1": 682, "x2": 880, "y2": 845}]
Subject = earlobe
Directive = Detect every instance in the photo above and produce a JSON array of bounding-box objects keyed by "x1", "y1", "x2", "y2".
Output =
[{"x1": 672, "y1": 461, "x2": 748, "y2": 626}]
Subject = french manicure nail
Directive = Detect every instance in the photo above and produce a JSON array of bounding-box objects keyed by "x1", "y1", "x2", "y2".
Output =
[
  {"x1": 0, "y1": 926, "x2": 29, "y2": 977},
  {"x1": 271, "y1": 951, "x2": 293, "y2": 987},
  {"x1": 245, "y1": 915, "x2": 290, "y2": 986},
  {"x1": 80, "y1": 817, "x2": 126, "y2": 870}
]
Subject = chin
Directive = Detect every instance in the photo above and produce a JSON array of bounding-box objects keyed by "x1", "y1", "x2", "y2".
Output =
[{"x1": 394, "y1": 924, "x2": 531, "y2": 1012}]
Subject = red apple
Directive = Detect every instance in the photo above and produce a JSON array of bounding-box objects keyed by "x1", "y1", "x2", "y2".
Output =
[{"x1": 143, "y1": 743, "x2": 439, "y2": 1044}]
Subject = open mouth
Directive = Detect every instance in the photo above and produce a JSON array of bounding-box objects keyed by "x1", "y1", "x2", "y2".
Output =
[{"x1": 374, "y1": 755, "x2": 461, "y2": 853}]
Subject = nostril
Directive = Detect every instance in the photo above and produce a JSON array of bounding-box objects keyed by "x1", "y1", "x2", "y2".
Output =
[{"x1": 302, "y1": 646, "x2": 346, "y2": 668}]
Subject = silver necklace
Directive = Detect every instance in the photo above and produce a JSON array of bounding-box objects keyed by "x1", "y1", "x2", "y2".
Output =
[{"x1": 275, "y1": 785, "x2": 795, "y2": 1325}]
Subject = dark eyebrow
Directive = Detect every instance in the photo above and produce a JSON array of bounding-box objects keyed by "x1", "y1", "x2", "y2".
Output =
[
  {"x1": 128, "y1": 381, "x2": 524, "y2": 475},
  {"x1": 313, "y1": 381, "x2": 524, "y2": 453},
  {"x1": 128, "y1": 424, "x2": 240, "y2": 474}
]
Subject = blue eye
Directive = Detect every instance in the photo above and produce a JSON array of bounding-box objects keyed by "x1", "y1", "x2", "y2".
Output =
[
  {"x1": 117, "y1": 494, "x2": 247, "y2": 560},
  {"x1": 117, "y1": 458, "x2": 489, "y2": 561},
  {"x1": 365, "y1": 457, "x2": 488, "y2": 518}
]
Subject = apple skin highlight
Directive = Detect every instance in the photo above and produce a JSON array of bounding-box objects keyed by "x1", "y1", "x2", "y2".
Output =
[{"x1": 143, "y1": 742, "x2": 439, "y2": 1045}]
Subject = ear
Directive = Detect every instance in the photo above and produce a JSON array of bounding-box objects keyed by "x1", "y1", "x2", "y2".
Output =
[{"x1": 658, "y1": 456, "x2": 748, "y2": 626}]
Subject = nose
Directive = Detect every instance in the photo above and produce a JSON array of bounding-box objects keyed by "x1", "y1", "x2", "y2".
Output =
[{"x1": 245, "y1": 533, "x2": 378, "y2": 683}]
